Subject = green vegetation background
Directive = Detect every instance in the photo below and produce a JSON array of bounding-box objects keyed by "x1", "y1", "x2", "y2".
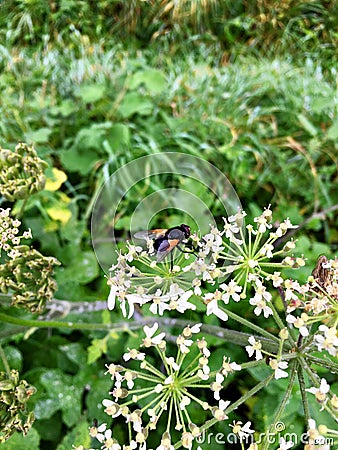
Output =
[{"x1": 0, "y1": 1, "x2": 337, "y2": 449}]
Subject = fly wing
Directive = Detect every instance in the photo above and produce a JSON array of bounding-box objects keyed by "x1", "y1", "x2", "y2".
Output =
[
  {"x1": 134, "y1": 229, "x2": 167, "y2": 240},
  {"x1": 156, "y1": 239, "x2": 179, "y2": 262}
]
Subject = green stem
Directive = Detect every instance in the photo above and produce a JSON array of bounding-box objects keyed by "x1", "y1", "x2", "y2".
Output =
[
  {"x1": 223, "y1": 307, "x2": 280, "y2": 344},
  {"x1": 261, "y1": 360, "x2": 298, "y2": 450},
  {"x1": 0, "y1": 311, "x2": 115, "y2": 331},
  {"x1": 0, "y1": 312, "x2": 282, "y2": 352},
  {"x1": 268, "y1": 301, "x2": 285, "y2": 332},
  {"x1": 16, "y1": 198, "x2": 28, "y2": 219},
  {"x1": 297, "y1": 364, "x2": 311, "y2": 426},
  {"x1": 297, "y1": 356, "x2": 338, "y2": 421},
  {"x1": 304, "y1": 354, "x2": 338, "y2": 374},
  {"x1": 269, "y1": 301, "x2": 297, "y2": 350},
  {"x1": 174, "y1": 373, "x2": 275, "y2": 449},
  {"x1": 0, "y1": 343, "x2": 11, "y2": 375}
]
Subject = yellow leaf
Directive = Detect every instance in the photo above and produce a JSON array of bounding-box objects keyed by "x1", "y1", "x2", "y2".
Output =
[
  {"x1": 45, "y1": 168, "x2": 67, "y2": 191},
  {"x1": 45, "y1": 221, "x2": 59, "y2": 232},
  {"x1": 46, "y1": 205, "x2": 72, "y2": 224},
  {"x1": 58, "y1": 192, "x2": 71, "y2": 204}
]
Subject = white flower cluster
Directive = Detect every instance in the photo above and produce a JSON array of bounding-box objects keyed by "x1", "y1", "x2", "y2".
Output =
[
  {"x1": 89, "y1": 323, "x2": 240, "y2": 450},
  {"x1": 107, "y1": 207, "x2": 300, "y2": 323}
]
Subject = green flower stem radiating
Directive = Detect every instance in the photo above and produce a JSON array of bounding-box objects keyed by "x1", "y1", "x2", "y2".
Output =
[
  {"x1": 221, "y1": 307, "x2": 280, "y2": 344},
  {"x1": 128, "y1": 386, "x2": 157, "y2": 396},
  {"x1": 166, "y1": 395, "x2": 174, "y2": 432},
  {"x1": 177, "y1": 393, "x2": 188, "y2": 433},
  {"x1": 179, "y1": 352, "x2": 202, "y2": 379},
  {"x1": 251, "y1": 231, "x2": 263, "y2": 257},
  {"x1": 141, "y1": 359, "x2": 167, "y2": 379},
  {"x1": 174, "y1": 373, "x2": 275, "y2": 449},
  {"x1": 268, "y1": 302, "x2": 297, "y2": 349},
  {"x1": 140, "y1": 393, "x2": 163, "y2": 414},
  {"x1": 261, "y1": 361, "x2": 298, "y2": 450},
  {"x1": 173, "y1": 390, "x2": 185, "y2": 432}
]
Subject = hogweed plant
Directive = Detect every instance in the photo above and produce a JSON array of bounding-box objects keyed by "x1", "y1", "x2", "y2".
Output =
[
  {"x1": 0, "y1": 207, "x2": 60, "y2": 442},
  {"x1": 93, "y1": 207, "x2": 338, "y2": 450},
  {"x1": 0, "y1": 143, "x2": 60, "y2": 442},
  {"x1": 0, "y1": 186, "x2": 337, "y2": 448}
]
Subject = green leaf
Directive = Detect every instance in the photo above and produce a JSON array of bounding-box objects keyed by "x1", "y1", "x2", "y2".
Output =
[
  {"x1": 305, "y1": 218, "x2": 322, "y2": 231},
  {"x1": 1, "y1": 427, "x2": 40, "y2": 450},
  {"x1": 38, "y1": 369, "x2": 82, "y2": 427},
  {"x1": 85, "y1": 376, "x2": 113, "y2": 423},
  {"x1": 34, "y1": 397, "x2": 60, "y2": 420},
  {"x1": 25, "y1": 127, "x2": 52, "y2": 144},
  {"x1": 59, "y1": 343, "x2": 87, "y2": 367},
  {"x1": 56, "y1": 250, "x2": 99, "y2": 285},
  {"x1": 106, "y1": 123, "x2": 130, "y2": 151},
  {"x1": 57, "y1": 419, "x2": 92, "y2": 450},
  {"x1": 50, "y1": 100, "x2": 78, "y2": 117},
  {"x1": 74, "y1": 123, "x2": 112, "y2": 150},
  {"x1": 74, "y1": 83, "x2": 106, "y2": 103},
  {"x1": 33, "y1": 413, "x2": 63, "y2": 442},
  {"x1": 60, "y1": 147, "x2": 99, "y2": 175},
  {"x1": 118, "y1": 92, "x2": 153, "y2": 118},
  {"x1": 298, "y1": 114, "x2": 318, "y2": 136},
  {"x1": 0, "y1": 346, "x2": 22, "y2": 372},
  {"x1": 87, "y1": 338, "x2": 107, "y2": 364},
  {"x1": 327, "y1": 120, "x2": 338, "y2": 140},
  {"x1": 60, "y1": 203, "x2": 86, "y2": 243},
  {"x1": 311, "y1": 95, "x2": 334, "y2": 113},
  {"x1": 102, "y1": 309, "x2": 111, "y2": 324},
  {"x1": 130, "y1": 69, "x2": 166, "y2": 94}
]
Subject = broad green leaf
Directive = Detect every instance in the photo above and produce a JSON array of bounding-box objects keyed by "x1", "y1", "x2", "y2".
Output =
[
  {"x1": 74, "y1": 83, "x2": 106, "y2": 103},
  {"x1": 1, "y1": 427, "x2": 40, "y2": 450},
  {"x1": 33, "y1": 414, "x2": 62, "y2": 442},
  {"x1": 74, "y1": 123, "x2": 112, "y2": 150},
  {"x1": 61, "y1": 214, "x2": 86, "y2": 243},
  {"x1": 34, "y1": 397, "x2": 60, "y2": 420},
  {"x1": 50, "y1": 100, "x2": 78, "y2": 117},
  {"x1": 118, "y1": 92, "x2": 153, "y2": 118},
  {"x1": 56, "y1": 250, "x2": 99, "y2": 284},
  {"x1": 25, "y1": 127, "x2": 52, "y2": 144},
  {"x1": 327, "y1": 120, "x2": 338, "y2": 140},
  {"x1": 38, "y1": 369, "x2": 82, "y2": 427},
  {"x1": 114, "y1": 215, "x2": 133, "y2": 230},
  {"x1": 0, "y1": 346, "x2": 22, "y2": 372},
  {"x1": 107, "y1": 123, "x2": 130, "y2": 150},
  {"x1": 57, "y1": 419, "x2": 92, "y2": 450},
  {"x1": 85, "y1": 376, "x2": 113, "y2": 424},
  {"x1": 59, "y1": 343, "x2": 87, "y2": 367},
  {"x1": 130, "y1": 69, "x2": 166, "y2": 94},
  {"x1": 60, "y1": 147, "x2": 99, "y2": 175},
  {"x1": 305, "y1": 218, "x2": 323, "y2": 231}
]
